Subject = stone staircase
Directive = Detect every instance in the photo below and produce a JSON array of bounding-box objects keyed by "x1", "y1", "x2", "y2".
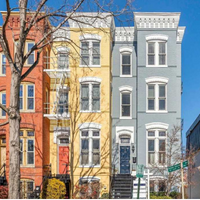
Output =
[{"x1": 111, "y1": 174, "x2": 133, "y2": 199}]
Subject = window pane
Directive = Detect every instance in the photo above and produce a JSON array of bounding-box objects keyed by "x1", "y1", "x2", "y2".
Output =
[
  {"x1": 159, "y1": 99, "x2": 166, "y2": 110},
  {"x1": 159, "y1": 140, "x2": 165, "y2": 151},
  {"x1": 159, "y1": 131, "x2": 166, "y2": 137},
  {"x1": 92, "y1": 85, "x2": 100, "y2": 98},
  {"x1": 2, "y1": 93, "x2": 6, "y2": 116},
  {"x1": 81, "y1": 152, "x2": 89, "y2": 165},
  {"x1": 148, "y1": 140, "x2": 154, "y2": 151},
  {"x1": 122, "y1": 65, "x2": 131, "y2": 75},
  {"x1": 58, "y1": 53, "x2": 68, "y2": 69},
  {"x1": 93, "y1": 131, "x2": 99, "y2": 136},
  {"x1": 28, "y1": 98, "x2": 34, "y2": 109},
  {"x1": 28, "y1": 140, "x2": 34, "y2": 151},
  {"x1": 2, "y1": 55, "x2": 6, "y2": 74},
  {"x1": 148, "y1": 152, "x2": 155, "y2": 164},
  {"x1": 20, "y1": 140, "x2": 23, "y2": 164},
  {"x1": 81, "y1": 131, "x2": 89, "y2": 137},
  {"x1": 92, "y1": 99, "x2": 100, "y2": 110},
  {"x1": 159, "y1": 42, "x2": 166, "y2": 54},
  {"x1": 148, "y1": 43, "x2": 155, "y2": 53},
  {"x1": 158, "y1": 181, "x2": 166, "y2": 192},
  {"x1": 20, "y1": 131, "x2": 23, "y2": 136},
  {"x1": 92, "y1": 152, "x2": 100, "y2": 165},
  {"x1": 121, "y1": 138, "x2": 130, "y2": 143},
  {"x1": 27, "y1": 131, "x2": 34, "y2": 136},
  {"x1": 159, "y1": 153, "x2": 165, "y2": 164},
  {"x1": 20, "y1": 85, "x2": 23, "y2": 109},
  {"x1": 81, "y1": 139, "x2": 89, "y2": 150},
  {"x1": 92, "y1": 56, "x2": 100, "y2": 65},
  {"x1": 82, "y1": 42, "x2": 89, "y2": 54},
  {"x1": 81, "y1": 56, "x2": 89, "y2": 65},
  {"x1": 159, "y1": 55, "x2": 166, "y2": 65},
  {"x1": 148, "y1": 100, "x2": 155, "y2": 110},
  {"x1": 148, "y1": 131, "x2": 155, "y2": 137},
  {"x1": 159, "y1": 85, "x2": 166, "y2": 97},
  {"x1": 81, "y1": 100, "x2": 89, "y2": 110},
  {"x1": 81, "y1": 85, "x2": 89, "y2": 110},
  {"x1": 28, "y1": 43, "x2": 34, "y2": 64},
  {"x1": 92, "y1": 42, "x2": 100, "y2": 54},
  {"x1": 122, "y1": 54, "x2": 130, "y2": 65},
  {"x1": 122, "y1": 106, "x2": 130, "y2": 116},
  {"x1": 148, "y1": 55, "x2": 155, "y2": 65},
  {"x1": 28, "y1": 152, "x2": 34, "y2": 164},
  {"x1": 27, "y1": 182, "x2": 34, "y2": 192},
  {"x1": 93, "y1": 139, "x2": 100, "y2": 150},
  {"x1": 60, "y1": 138, "x2": 69, "y2": 144},
  {"x1": 28, "y1": 86, "x2": 34, "y2": 97},
  {"x1": 148, "y1": 85, "x2": 155, "y2": 98},
  {"x1": 122, "y1": 93, "x2": 130, "y2": 104}
]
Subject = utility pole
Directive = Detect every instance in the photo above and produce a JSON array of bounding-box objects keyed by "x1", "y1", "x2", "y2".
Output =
[{"x1": 181, "y1": 160, "x2": 184, "y2": 199}]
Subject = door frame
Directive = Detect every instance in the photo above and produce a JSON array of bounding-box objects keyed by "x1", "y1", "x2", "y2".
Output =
[{"x1": 119, "y1": 136, "x2": 131, "y2": 174}]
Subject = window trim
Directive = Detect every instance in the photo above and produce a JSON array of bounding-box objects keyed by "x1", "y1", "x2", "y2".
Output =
[
  {"x1": 146, "y1": 123, "x2": 168, "y2": 167},
  {"x1": 79, "y1": 39, "x2": 101, "y2": 68},
  {"x1": 146, "y1": 77, "x2": 168, "y2": 113},
  {"x1": 79, "y1": 128, "x2": 101, "y2": 168},
  {"x1": 0, "y1": 53, "x2": 6, "y2": 76},
  {"x1": 0, "y1": 91, "x2": 6, "y2": 118},
  {"x1": 79, "y1": 78, "x2": 101, "y2": 112},
  {"x1": 146, "y1": 39, "x2": 168, "y2": 67},
  {"x1": 119, "y1": 86, "x2": 132, "y2": 119}
]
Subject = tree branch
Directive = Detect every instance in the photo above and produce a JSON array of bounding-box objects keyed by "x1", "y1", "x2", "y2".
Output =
[
  {"x1": 0, "y1": 103, "x2": 8, "y2": 114},
  {"x1": 21, "y1": 50, "x2": 42, "y2": 80},
  {"x1": 0, "y1": 120, "x2": 9, "y2": 127}
]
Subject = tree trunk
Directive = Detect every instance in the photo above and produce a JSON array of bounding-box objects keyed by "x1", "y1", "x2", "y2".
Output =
[{"x1": 8, "y1": 71, "x2": 21, "y2": 199}]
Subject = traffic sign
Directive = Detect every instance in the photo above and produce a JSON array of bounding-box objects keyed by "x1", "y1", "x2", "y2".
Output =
[
  {"x1": 168, "y1": 160, "x2": 188, "y2": 173},
  {"x1": 136, "y1": 164, "x2": 144, "y2": 178}
]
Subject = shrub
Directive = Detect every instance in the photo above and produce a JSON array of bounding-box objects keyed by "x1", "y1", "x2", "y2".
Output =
[
  {"x1": 151, "y1": 196, "x2": 172, "y2": 199},
  {"x1": 170, "y1": 191, "x2": 182, "y2": 199},
  {"x1": 101, "y1": 193, "x2": 109, "y2": 199},
  {"x1": 40, "y1": 178, "x2": 66, "y2": 199},
  {"x1": 0, "y1": 185, "x2": 8, "y2": 199}
]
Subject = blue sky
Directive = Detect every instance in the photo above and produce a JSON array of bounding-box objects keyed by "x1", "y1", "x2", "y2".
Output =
[{"x1": 0, "y1": 0, "x2": 199, "y2": 145}]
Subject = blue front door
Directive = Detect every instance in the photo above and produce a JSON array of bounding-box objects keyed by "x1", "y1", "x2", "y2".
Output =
[{"x1": 120, "y1": 146, "x2": 130, "y2": 174}]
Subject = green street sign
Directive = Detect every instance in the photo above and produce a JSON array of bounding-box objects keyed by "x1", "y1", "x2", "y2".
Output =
[
  {"x1": 183, "y1": 160, "x2": 188, "y2": 168},
  {"x1": 168, "y1": 163, "x2": 181, "y2": 172},
  {"x1": 136, "y1": 164, "x2": 144, "y2": 178},
  {"x1": 168, "y1": 160, "x2": 188, "y2": 173}
]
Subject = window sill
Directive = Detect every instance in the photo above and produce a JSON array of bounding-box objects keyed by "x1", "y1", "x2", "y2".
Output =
[
  {"x1": 120, "y1": 75, "x2": 132, "y2": 78},
  {"x1": 0, "y1": 74, "x2": 6, "y2": 77},
  {"x1": 80, "y1": 110, "x2": 101, "y2": 113},
  {"x1": 79, "y1": 165, "x2": 100, "y2": 168},
  {"x1": 147, "y1": 164, "x2": 167, "y2": 168},
  {"x1": 20, "y1": 110, "x2": 35, "y2": 113},
  {"x1": 146, "y1": 111, "x2": 168, "y2": 114},
  {"x1": 146, "y1": 65, "x2": 168, "y2": 68},
  {"x1": 79, "y1": 65, "x2": 101, "y2": 68},
  {"x1": 0, "y1": 116, "x2": 6, "y2": 119},
  {"x1": 120, "y1": 116, "x2": 132, "y2": 119},
  {"x1": 20, "y1": 165, "x2": 35, "y2": 168}
]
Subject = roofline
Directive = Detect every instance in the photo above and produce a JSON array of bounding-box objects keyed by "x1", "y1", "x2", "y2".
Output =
[
  {"x1": 186, "y1": 114, "x2": 200, "y2": 137},
  {"x1": 133, "y1": 12, "x2": 181, "y2": 16}
]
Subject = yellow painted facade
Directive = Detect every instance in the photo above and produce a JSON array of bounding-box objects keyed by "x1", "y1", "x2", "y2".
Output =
[{"x1": 48, "y1": 26, "x2": 113, "y2": 196}]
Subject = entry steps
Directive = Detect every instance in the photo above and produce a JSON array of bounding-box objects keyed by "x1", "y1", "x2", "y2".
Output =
[{"x1": 133, "y1": 178, "x2": 147, "y2": 199}]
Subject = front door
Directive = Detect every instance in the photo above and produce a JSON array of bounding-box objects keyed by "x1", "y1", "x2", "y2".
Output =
[
  {"x1": 59, "y1": 146, "x2": 69, "y2": 174},
  {"x1": 120, "y1": 146, "x2": 130, "y2": 174}
]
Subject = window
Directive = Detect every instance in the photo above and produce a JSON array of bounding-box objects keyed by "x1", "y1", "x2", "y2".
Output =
[
  {"x1": 58, "y1": 51, "x2": 68, "y2": 69},
  {"x1": 20, "y1": 130, "x2": 35, "y2": 166},
  {"x1": 147, "y1": 129, "x2": 166, "y2": 165},
  {"x1": 1, "y1": 54, "x2": 6, "y2": 75},
  {"x1": 80, "y1": 129, "x2": 100, "y2": 166},
  {"x1": 58, "y1": 89, "x2": 68, "y2": 115},
  {"x1": 121, "y1": 93, "x2": 131, "y2": 117},
  {"x1": 27, "y1": 43, "x2": 34, "y2": 65},
  {"x1": 146, "y1": 78, "x2": 168, "y2": 112},
  {"x1": 20, "y1": 179, "x2": 34, "y2": 199},
  {"x1": 149, "y1": 180, "x2": 166, "y2": 192},
  {"x1": 20, "y1": 83, "x2": 35, "y2": 111},
  {"x1": 0, "y1": 92, "x2": 6, "y2": 117},
  {"x1": 147, "y1": 41, "x2": 167, "y2": 66},
  {"x1": 81, "y1": 41, "x2": 100, "y2": 66},
  {"x1": 158, "y1": 180, "x2": 166, "y2": 192},
  {"x1": 81, "y1": 83, "x2": 100, "y2": 112},
  {"x1": 121, "y1": 53, "x2": 131, "y2": 76}
]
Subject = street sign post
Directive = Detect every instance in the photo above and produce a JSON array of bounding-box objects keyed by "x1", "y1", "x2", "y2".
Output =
[
  {"x1": 168, "y1": 160, "x2": 188, "y2": 173},
  {"x1": 136, "y1": 165, "x2": 144, "y2": 199}
]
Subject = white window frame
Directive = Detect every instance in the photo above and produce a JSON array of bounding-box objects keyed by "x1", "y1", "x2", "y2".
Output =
[
  {"x1": 119, "y1": 86, "x2": 132, "y2": 119},
  {"x1": 146, "y1": 77, "x2": 168, "y2": 113},
  {"x1": 26, "y1": 42, "x2": 35, "y2": 66},
  {"x1": 146, "y1": 35, "x2": 168, "y2": 67},
  {"x1": 79, "y1": 35, "x2": 101, "y2": 67},
  {"x1": 26, "y1": 84, "x2": 35, "y2": 111},
  {"x1": 146, "y1": 122, "x2": 168, "y2": 167},
  {"x1": 0, "y1": 54, "x2": 6, "y2": 76},
  {"x1": 79, "y1": 77, "x2": 101, "y2": 113},
  {"x1": 0, "y1": 91, "x2": 6, "y2": 118},
  {"x1": 120, "y1": 47, "x2": 133, "y2": 77},
  {"x1": 80, "y1": 128, "x2": 101, "y2": 167}
]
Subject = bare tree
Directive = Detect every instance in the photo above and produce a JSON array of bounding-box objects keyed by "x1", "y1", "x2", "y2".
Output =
[{"x1": 0, "y1": 0, "x2": 134, "y2": 198}]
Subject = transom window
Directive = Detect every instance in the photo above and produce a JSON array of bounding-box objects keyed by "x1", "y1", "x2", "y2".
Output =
[
  {"x1": 81, "y1": 83, "x2": 100, "y2": 112},
  {"x1": 147, "y1": 41, "x2": 167, "y2": 66},
  {"x1": 80, "y1": 129, "x2": 100, "y2": 166},
  {"x1": 147, "y1": 129, "x2": 166, "y2": 165},
  {"x1": 147, "y1": 83, "x2": 167, "y2": 112},
  {"x1": 20, "y1": 129, "x2": 35, "y2": 166},
  {"x1": 121, "y1": 53, "x2": 131, "y2": 76},
  {"x1": 20, "y1": 83, "x2": 35, "y2": 111},
  {"x1": 0, "y1": 91, "x2": 6, "y2": 117},
  {"x1": 81, "y1": 41, "x2": 100, "y2": 66}
]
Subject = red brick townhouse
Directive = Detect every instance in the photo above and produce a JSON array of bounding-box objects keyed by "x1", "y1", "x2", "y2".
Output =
[{"x1": 0, "y1": 12, "x2": 50, "y2": 198}]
